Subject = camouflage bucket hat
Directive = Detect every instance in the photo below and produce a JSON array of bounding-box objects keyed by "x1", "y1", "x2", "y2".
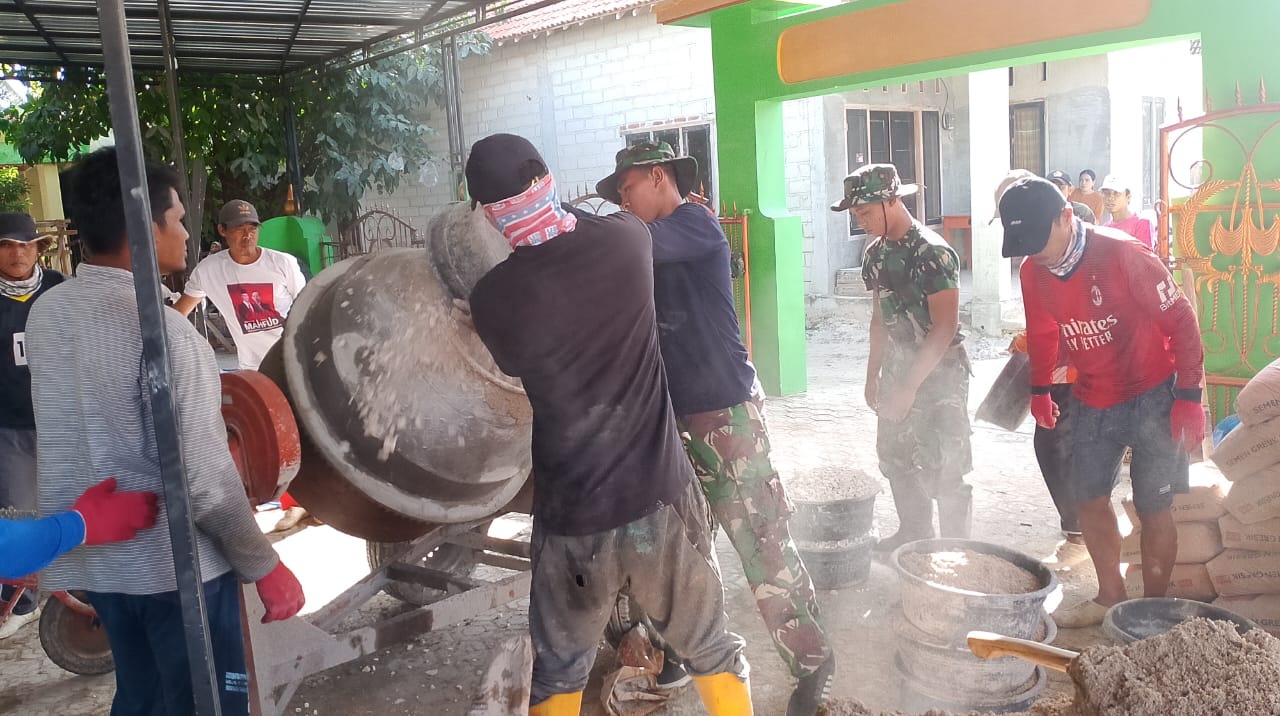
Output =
[
  {"x1": 595, "y1": 141, "x2": 699, "y2": 205},
  {"x1": 829, "y1": 163, "x2": 918, "y2": 212}
]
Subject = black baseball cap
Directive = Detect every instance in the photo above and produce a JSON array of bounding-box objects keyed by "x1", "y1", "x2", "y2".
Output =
[
  {"x1": 465, "y1": 133, "x2": 548, "y2": 205},
  {"x1": 0, "y1": 212, "x2": 49, "y2": 243},
  {"x1": 1000, "y1": 177, "x2": 1067, "y2": 258},
  {"x1": 1046, "y1": 169, "x2": 1072, "y2": 187}
]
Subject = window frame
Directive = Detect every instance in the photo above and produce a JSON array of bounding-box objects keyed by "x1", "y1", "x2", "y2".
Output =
[
  {"x1": 621, "y1": 120, "x2": 717, "y2": 204},
  {"x1": 843, "y1": 104, "x2": 944, "y2": 232}
]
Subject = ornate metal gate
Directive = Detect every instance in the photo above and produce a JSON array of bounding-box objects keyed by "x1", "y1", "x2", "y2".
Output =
[{"x1": 1159, "y1": 86, "x2": 1280, "y2": 421}]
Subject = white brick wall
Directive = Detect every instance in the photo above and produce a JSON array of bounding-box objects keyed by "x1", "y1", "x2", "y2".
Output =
[{"x1": 373, "y1": 9, "x2": 717, "y2": 234}]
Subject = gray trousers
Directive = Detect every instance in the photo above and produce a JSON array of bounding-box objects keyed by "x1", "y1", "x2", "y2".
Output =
[
  {"x1": 1, "y1": 427, "x2": 38, "y2": 613},
  {"x1": 528, "y1": 480, "x2": 748, "y2": 704},
  {"x1": 0, "y1": 427, "x2": 37, "y2": 511}
]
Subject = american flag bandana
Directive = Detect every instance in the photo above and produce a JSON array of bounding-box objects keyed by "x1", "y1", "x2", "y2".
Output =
[{"x1": 483, "y1": 172, "x2": 578, "y2": 249}]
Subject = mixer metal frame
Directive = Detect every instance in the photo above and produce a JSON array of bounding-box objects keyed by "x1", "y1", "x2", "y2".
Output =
[{"x1": 242, "y1": 517, "x2": 533, "y2": 716}]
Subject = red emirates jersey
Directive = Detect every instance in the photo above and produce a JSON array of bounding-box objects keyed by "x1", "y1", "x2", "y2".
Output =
[{"x1": 1021, "y1": 226, "x2": 1204, "y2": 409}]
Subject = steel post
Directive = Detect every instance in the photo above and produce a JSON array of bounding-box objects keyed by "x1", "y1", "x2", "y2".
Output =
[
  {"x1": 95, "y1": 1, "x2": 222, "y2": 713},
  {"x1": 156, "y1": 0, "x2": 196, "y2": 271},
  {"x1": 284, "y1": 93, "x2": 304, "y2": 214}
]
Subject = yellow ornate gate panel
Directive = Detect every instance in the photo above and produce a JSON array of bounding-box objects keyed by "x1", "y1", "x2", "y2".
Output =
[{"x1": 1160, "y1": 88, "x2": 1280, "y2": 421}]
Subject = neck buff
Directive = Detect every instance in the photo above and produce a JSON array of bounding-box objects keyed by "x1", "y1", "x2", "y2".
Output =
[
  {"x1": 1047, "y1": 218, "x2": 1087, "y2": 278},
  {"x1": 482, "y1": 172, "x2": 577, "y2": 249},
  {"x1": 0, "y1": 261, "x2": 42, "y2": 299}
]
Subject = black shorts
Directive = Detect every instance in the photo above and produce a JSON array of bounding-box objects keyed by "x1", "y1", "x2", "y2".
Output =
[{"x1": 1069, "y1": 376, "x2": 1190, "y2": 515}]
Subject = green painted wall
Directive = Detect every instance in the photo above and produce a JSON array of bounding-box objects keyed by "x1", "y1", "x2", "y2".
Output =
[{"x1": 700, "y1": 0, "x2": 1280, "y2": 397}]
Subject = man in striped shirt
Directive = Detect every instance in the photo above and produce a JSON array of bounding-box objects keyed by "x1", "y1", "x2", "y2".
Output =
[{"x1": 25, "y1": 148, "x2": 304, "y2": 714}]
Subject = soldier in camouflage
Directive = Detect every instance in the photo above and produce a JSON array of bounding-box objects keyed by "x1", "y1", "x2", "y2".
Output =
[
  {"x1": 599, "y1": 142, "x2": 834, "y2": 715},
  {"x1": 830, "y1": 163, "x2": 974, "y2": 552}
]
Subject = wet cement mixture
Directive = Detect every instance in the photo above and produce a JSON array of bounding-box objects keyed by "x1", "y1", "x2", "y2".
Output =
[{"x1": 900, "y1": 550, "x2": 1041, "y2": 594}]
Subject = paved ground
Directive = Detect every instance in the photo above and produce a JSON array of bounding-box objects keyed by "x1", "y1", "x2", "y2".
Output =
[{"x1": 0, "y1": 309, "x2": 1126, "y2": 715}]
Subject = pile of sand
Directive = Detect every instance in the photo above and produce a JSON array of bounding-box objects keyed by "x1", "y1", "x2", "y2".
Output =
[
  {"x1": 817, "y1": 694, "x2": 1076, "y2": 716},
  {"x1": 900, "y1": 549, "x2": 1041, "y2": 594},
  {"x1": 1070, "y1": 617, "x2": 1280, "y2": 715},
  {"x1": 786, "y1": 465, "x2": 880, "y2": 502}
]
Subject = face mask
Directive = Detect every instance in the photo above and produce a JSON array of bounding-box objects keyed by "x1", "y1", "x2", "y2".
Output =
[
  {"x1": 482, "y1": 173, "x2": 577, "y2": 249},
  {"x1": 1047, "y1": 218, "x2": 1087, "y2": 278}
]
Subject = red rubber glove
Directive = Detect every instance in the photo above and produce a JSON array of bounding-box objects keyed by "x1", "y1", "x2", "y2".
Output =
[
  {"x1": 1030, "y1": 393, "x2": 1059, "y2": 429},
  {"x1": 71, "y1": 477, "x2": 160, "y2": 546},
  {"x1": 256, "y1": 561, "x2": 305, "y2": 623},
  {"x1": 1171, "y1": 399, "x2": 1206, "y2": 453}
]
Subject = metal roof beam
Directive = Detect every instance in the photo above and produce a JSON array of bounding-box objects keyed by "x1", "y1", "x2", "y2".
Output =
[
  {"x1": 16, "y1": 3, "x2": 416, "y2": 26},
  {"x1": 279, "y1": 0, "x2": 314, "y2": 73},
  {"x1": 12, "y1": 0, "x2": 72, "y2": 65},
  {"x1": 3, "y1": 28, "x2": 350, "y2": 48},
  {"x1": 309, "y1": 0, "x2": 563, "y2": 76}
]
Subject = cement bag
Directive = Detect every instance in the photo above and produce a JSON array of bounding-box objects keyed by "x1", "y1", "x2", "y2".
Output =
[
  {"x1": 1122, "y1": 463, "x2": 1229, "y2": 524},
  {"x1": 1214, "y1": 594, "x2": 1280, "y2": 636},
  {"x1": 1211, "y1": 417, "x2": 1280, "y2": 480},
  {"x1": 1121, "y1": 521, "x2": 1224, "y2": 565},
  {"x1": 974, "y1": 352, "x2": 1031, "y2": 431},
  {"x1": 1206, "y1": 549, "x2": 1280, "y2": 596},
  {"x1": 1223, "y1": 463, "x2": 1280, "y2": 524},
  {"x1": 1219, "y1": 513, "x2": 1280, "y2": 553},
  {"x1": 1125, "y1": 563, "x2": 1217, "y2": 602},
  {"x1": 1236, "y1": 358, "x2": 1280, "y2": 426}
]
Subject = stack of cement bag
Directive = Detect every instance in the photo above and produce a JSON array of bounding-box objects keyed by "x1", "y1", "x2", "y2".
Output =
[
  {"x1": 1207, "y1": 359, "x2": 1280, "y2": 635},
  {"x1": 1119, "y1": 462, "x2": 1227, "y2": 602}
]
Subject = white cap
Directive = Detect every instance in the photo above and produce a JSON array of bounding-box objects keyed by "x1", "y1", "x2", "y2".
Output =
[{"x1": 1099, "y1": 175, "x2": 1128, "y2": 192}]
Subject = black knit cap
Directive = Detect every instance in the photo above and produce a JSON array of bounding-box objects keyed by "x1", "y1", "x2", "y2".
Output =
[{"x1": 465, "y1": 133, "x2": 548, "y2": 205}]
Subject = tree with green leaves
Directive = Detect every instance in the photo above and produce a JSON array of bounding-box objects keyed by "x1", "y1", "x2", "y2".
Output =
[
  {"x1": 0, "y1": 167, "x2": 29, "y2": 213},
  {"x1": 0, "y1": 34, "x2": 489, "y2": 235}
]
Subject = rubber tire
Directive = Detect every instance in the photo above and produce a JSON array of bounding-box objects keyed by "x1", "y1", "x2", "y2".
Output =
[
  {"x1": 605, "y1": 590, "x2": 657, "y2": 650},
  {"x1": 366, "y1": 522, "x2": 489, "y2": 606},
  {"x1": 39, "y1": 596, "x2": 114, "y2": 675}
]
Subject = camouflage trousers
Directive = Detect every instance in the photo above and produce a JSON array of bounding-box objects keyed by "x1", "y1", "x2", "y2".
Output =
[
  {"x1": 876, "y1": 342, "x2": 973, "y2": 493},
  {"x1": 679, "y1": 399, "x2": 832, "y2": 678}
]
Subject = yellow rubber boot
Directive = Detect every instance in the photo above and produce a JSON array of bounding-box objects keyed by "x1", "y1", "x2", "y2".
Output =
[
  {"x1": 693, "y1": 672, "x2": 754, "y2": 716},
  {"x1": 528, "y1": 691, "x2": 582, "y2": 715}
]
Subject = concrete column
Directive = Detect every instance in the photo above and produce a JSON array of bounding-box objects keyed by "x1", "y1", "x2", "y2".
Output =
[
  {"x1": 23, "y1": 164, "x2": 64, "y2": 221},
  {"x1": 966, "y1": 68, "x2": 1014, "y2": 335}
]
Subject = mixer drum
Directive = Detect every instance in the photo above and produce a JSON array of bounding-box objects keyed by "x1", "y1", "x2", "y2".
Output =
[{"x1": 280, "y1": 203, "x2": 532, "y2": 540}]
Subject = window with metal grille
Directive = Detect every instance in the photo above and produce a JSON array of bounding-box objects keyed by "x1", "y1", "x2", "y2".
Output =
[
  {"x1": 623, "y1": 123, "x2": 715, "y2": 204},
  {"x1": 1009, "y1": 102, "x2": 1046, "y2": 177},
  {"x1": 844, "y1": 107, "x2": 943, "y2": 231},
  {"x1": 1142, "y1": 96, "x2": 1167, "y2": 210}
]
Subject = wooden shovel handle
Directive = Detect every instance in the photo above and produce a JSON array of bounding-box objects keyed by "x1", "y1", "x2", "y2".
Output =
[{"x1": 966, "y1": 631, "x2": 1079, "y2": 673}]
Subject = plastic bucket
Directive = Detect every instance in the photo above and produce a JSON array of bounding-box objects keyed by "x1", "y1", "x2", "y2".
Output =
[
  {"x1": 890, "y1": 538, "x2": 1059, "y2": 644},
  {"x1": 797, "y1": 535, "x2": 875, "y2": 589},
  {"x1": 791, "y1": 494, "x2": 877, "y2": 542},
  {"x1": 893, "y1": 608, "x2": 1056, "y2": 696}
]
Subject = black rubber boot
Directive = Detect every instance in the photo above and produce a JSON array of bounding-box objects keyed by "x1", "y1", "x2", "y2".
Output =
[
  {"x1": 874, "y1": 475, "x2": 935, "y2": 553},
  {"x1": 937, "y1": 483, "x2": 974, "y2": 539},
  {"x1": 786, "y1": 656, "x2": 836, "y2": 716}
]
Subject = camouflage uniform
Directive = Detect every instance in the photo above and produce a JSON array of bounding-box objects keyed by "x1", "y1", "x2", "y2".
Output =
[
  {"x1": 679, "y1": 400, "x2": 832, "y2": 679},
  {"x1": 863, "y1": 223, "x2": 974, "y2": 536}
]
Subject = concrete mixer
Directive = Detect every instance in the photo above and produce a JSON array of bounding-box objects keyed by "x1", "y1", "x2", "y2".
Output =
[
  {"x1": 257, "y1": 201, "x2": 533, "y2": 542},
  {"x1": 227, "y1": 203, "x2": 538, "y2": 716}
]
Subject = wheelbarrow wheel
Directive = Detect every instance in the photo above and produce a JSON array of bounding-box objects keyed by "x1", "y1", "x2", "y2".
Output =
[
  {"x1": 39, "y1": 595, "x2": 114, "y2": 675},
  {"x1": 366, "y1": 522, "x2": 489, "y2": 607},
  {"x1": 605, "y1": 590, "x2": 657, "y2": 650}
]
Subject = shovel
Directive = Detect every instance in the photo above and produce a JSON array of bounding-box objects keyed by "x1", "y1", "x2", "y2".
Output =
[{"x1": 966, "y1": 630, "x2": 1080, "y2": 673}]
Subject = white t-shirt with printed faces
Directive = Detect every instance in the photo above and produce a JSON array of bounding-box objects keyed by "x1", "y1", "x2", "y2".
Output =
[{"x1": 183, "y1": 247, "x2": 306, "y2": 370}]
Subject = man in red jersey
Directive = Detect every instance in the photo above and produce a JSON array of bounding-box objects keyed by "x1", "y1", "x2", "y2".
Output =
[{"x1": 999, "y1": 176, "x2": 1205, "y2": 627}]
